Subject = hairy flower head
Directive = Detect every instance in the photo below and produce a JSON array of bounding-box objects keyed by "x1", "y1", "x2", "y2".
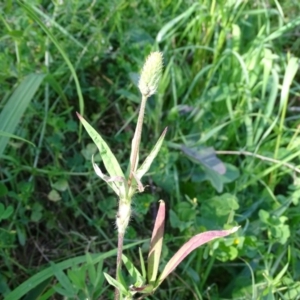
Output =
[{"x1": 138, "y1": 51, "x2": 163, "y2": 97}]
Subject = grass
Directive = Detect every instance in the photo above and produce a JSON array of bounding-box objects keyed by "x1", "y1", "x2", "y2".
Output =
[{"x1": 1, "y1": 0, "x2": 300, "y2": 299}]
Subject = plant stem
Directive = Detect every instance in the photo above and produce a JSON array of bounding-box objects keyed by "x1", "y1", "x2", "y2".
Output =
[
  {"x1": 115, "y1": 94, "x2": 148, "y2": 298},
  {"x1": 128, "y1": 95, "x2": 148, "y2": 186},
  {"x1": 115, "y1": 232, "x2": 124, "y2": 300}
]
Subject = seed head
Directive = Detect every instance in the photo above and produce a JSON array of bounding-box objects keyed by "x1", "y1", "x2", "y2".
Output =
[{"x1": 138, "y1": 51, "x2": 163, "y2": 97}]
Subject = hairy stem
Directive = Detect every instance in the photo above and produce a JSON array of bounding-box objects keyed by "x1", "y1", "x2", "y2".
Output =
[{"x1": 115, "y1": 232, "x2": 124, "y2": 300}]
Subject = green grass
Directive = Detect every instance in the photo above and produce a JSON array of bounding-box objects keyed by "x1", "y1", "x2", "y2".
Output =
[{"x1": 1, "y1": 0, "x2": 300, "y2": 299}]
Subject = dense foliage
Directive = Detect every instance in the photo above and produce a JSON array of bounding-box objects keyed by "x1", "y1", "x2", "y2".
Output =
[{"x1": 1, "y1": 0, "x2": 300, "y2": 299}]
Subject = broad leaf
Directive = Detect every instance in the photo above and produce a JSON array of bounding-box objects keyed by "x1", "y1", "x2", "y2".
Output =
[
  {"x1": 156, "y1": 227, "x2": 240, "y2": 287},
  {"x1": 0, "y1": 204, "x2": 14, "y2": 221},
  {"x1": 181, "y1": 146, "x2": 226, "y2": 175},
  {"x1": 148, "y1": 200, "x2": 165, "y2": 283}
]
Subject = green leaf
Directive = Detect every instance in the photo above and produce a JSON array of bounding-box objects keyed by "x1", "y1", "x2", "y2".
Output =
[
  {"x1": 16, "y1": 225, "x2": 26, "y2": 246},
  {"x1": 67, "y1": 267, "x2": 86, "y2": 290},
  {"x1": 4, "y1": 240, "x2": 145, "y2": 300},
  {"x1": 95, "y1": 260, "x2": 105, "y2": 288},
  {"x1": 86, "y1": 253, "x2": 97, "y2": 287},
  {"x1": 0, "y1": 204, "x2": 13, "y2": 221},
  {"x1": 47, "y1": 190, "x2": 61, "y2": 202},
  {"x1": 18, "y1": 1, "x2": 85, "y2": 136},
  {"x1": 50, "y1": 262, "x2": 76, "y2": 295},
  {"x1": 122, "y1": 254, "x2": 144, "y2": 286},
  {"x1": 0, "y1": 183, "x2": 8, "y2": 197},
  {"x1": 103, "y1": 272, "x2": 128, "y2": 294},
  {"x1": 52, "y1": 179, "x2": 68, "y2": 192},
  {"x1": 136, "y1": 128, "x2": 168, "y2": 180},
  {"x1": 139, "y1": 247, "x2": 146, "y2": 280},
  {"x1": 169, "y1": 209, "x2": 193, "y2": 232},
  {"x1": 156, "y1": 3, "x2": 198, "y2": 42},
  {"x1": 0, "y1": 130, "x2": 36, "y2": 148},
  {"x1": 181, "y1": 146, "x2": 226, "y2": 175},
  {"x1": 22, "y1": 278, "x2": 52, "y2": 300},
  {"x1": 52, "y1": 285, "x2": 76, "y2": 298},
  {"x1": 77, "y1": 113, "x2": 126, "y2": 196},
  {"x1": 0, "y1": 73, "x2": 44, "y2": 157}
]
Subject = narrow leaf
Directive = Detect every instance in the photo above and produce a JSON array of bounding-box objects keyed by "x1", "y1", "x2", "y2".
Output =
[
  {"x1": 0, "y1": 130, "x2": 36, "y2": 148},
  {"x1": 77, "y1": 113, "x2": 126, "y2": 193},
  {"x1": 50, "y1": 262, "x2": 75, "y2": 294},
  {"x1": 136, "y1": 127, "x2": 168, "y2": 180},
  {"x1": 18, "y1": 1, "x2": 85, "y2": 133},
  {"x1": 157, "y1": 227, "x2": 239, "y2": 286},
  {"x1": 85, "y1": 253, "x2": 97, "y2": 286},
  {"x1": 0, "y1": 73, "x2": 44, "y2": 157},
  {"x1": 103, "y1": 272, "x2": 127, "y2": 294},
  {"x1": 148, "y1": 200, "x2": 166, "y2": 283},
  {"x1": 92, "y1": 155, "x2": 123, "y2": 196},
  {"x1": 156, "y1": 3, "x2": 198, "y2": 42},
  {"x1": 139, "y1": 247, "x2": 146, "y2": 279},
  {"x1": 122, "y1": 254, "x2": 144, "y2": 286},
  {"x1": 4, "y1": 240, "x2": 145, "y2": 300}
]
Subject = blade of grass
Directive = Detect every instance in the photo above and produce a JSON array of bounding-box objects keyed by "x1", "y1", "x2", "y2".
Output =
[
  {"x1": 272, "y1": 56, "x2": 299, "y2": 185},
  {"x1": 0, "y1": 130, "x2": 35, "y2": 148},
  {"x1": 4, "y1": 240, "x2": 145, "y2": 300},
  {"x1": 18, "y1": 1, "x2": 85, "y2": 137},
  {"x1": 30, "y1": 5, "x2": 85, "y2": 49},
  {"x1": 0, "y1": 73, "x2": 44, "y2": 157}
]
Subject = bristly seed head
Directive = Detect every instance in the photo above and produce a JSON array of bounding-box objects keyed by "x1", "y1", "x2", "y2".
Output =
[{"x1": 138, "y1": 51, "x2": 163, "y2": 97}]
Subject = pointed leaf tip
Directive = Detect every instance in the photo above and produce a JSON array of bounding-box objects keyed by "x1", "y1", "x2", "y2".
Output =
[
  {"x1": 76, "y1": 112, "x2": 82, "y2": 119},
  {"x1": 136, "y1": 128, "x2": 168, "y2": 180},
  {"x1": 148, "y1": 200, "x2": 166, "y2": 283},
  {"x1": 157, "y1": 226, "x2": 240, "y2": 287}
]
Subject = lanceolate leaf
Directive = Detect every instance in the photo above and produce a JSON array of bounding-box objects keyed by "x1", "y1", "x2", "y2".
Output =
[
  {"x1": 92, "y1": 155, "x2": 124, "y2": 196},
  {"x1": 77, "y1": 113, "x2": 126, "y2": 193},
  {"x1": 136, "y1": 127, "x2": 168, "y2": 180},
  {"x1": 139, "y1": 247, "x2": 146, "y2": 279},
  {"x1": 122, "y1": 254, "x2": 144, "y2": 286},
  {"x1": 156, "y1": 227, "x2": 240, "y2": 287},
  {"x1": 148, "y1": 200, "x2": 166, "y2": 283},
  {"x1": 103, "y1": 272, "x2": 128, "y2": 294}
]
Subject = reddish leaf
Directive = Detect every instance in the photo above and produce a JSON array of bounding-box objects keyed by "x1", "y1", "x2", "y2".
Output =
[
  {"x1": 157, "y1": 226, "x2": 239, "y2": 286},
  {"x1": 147, "y1": 200, "x2": 166, "y2": 283}
]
